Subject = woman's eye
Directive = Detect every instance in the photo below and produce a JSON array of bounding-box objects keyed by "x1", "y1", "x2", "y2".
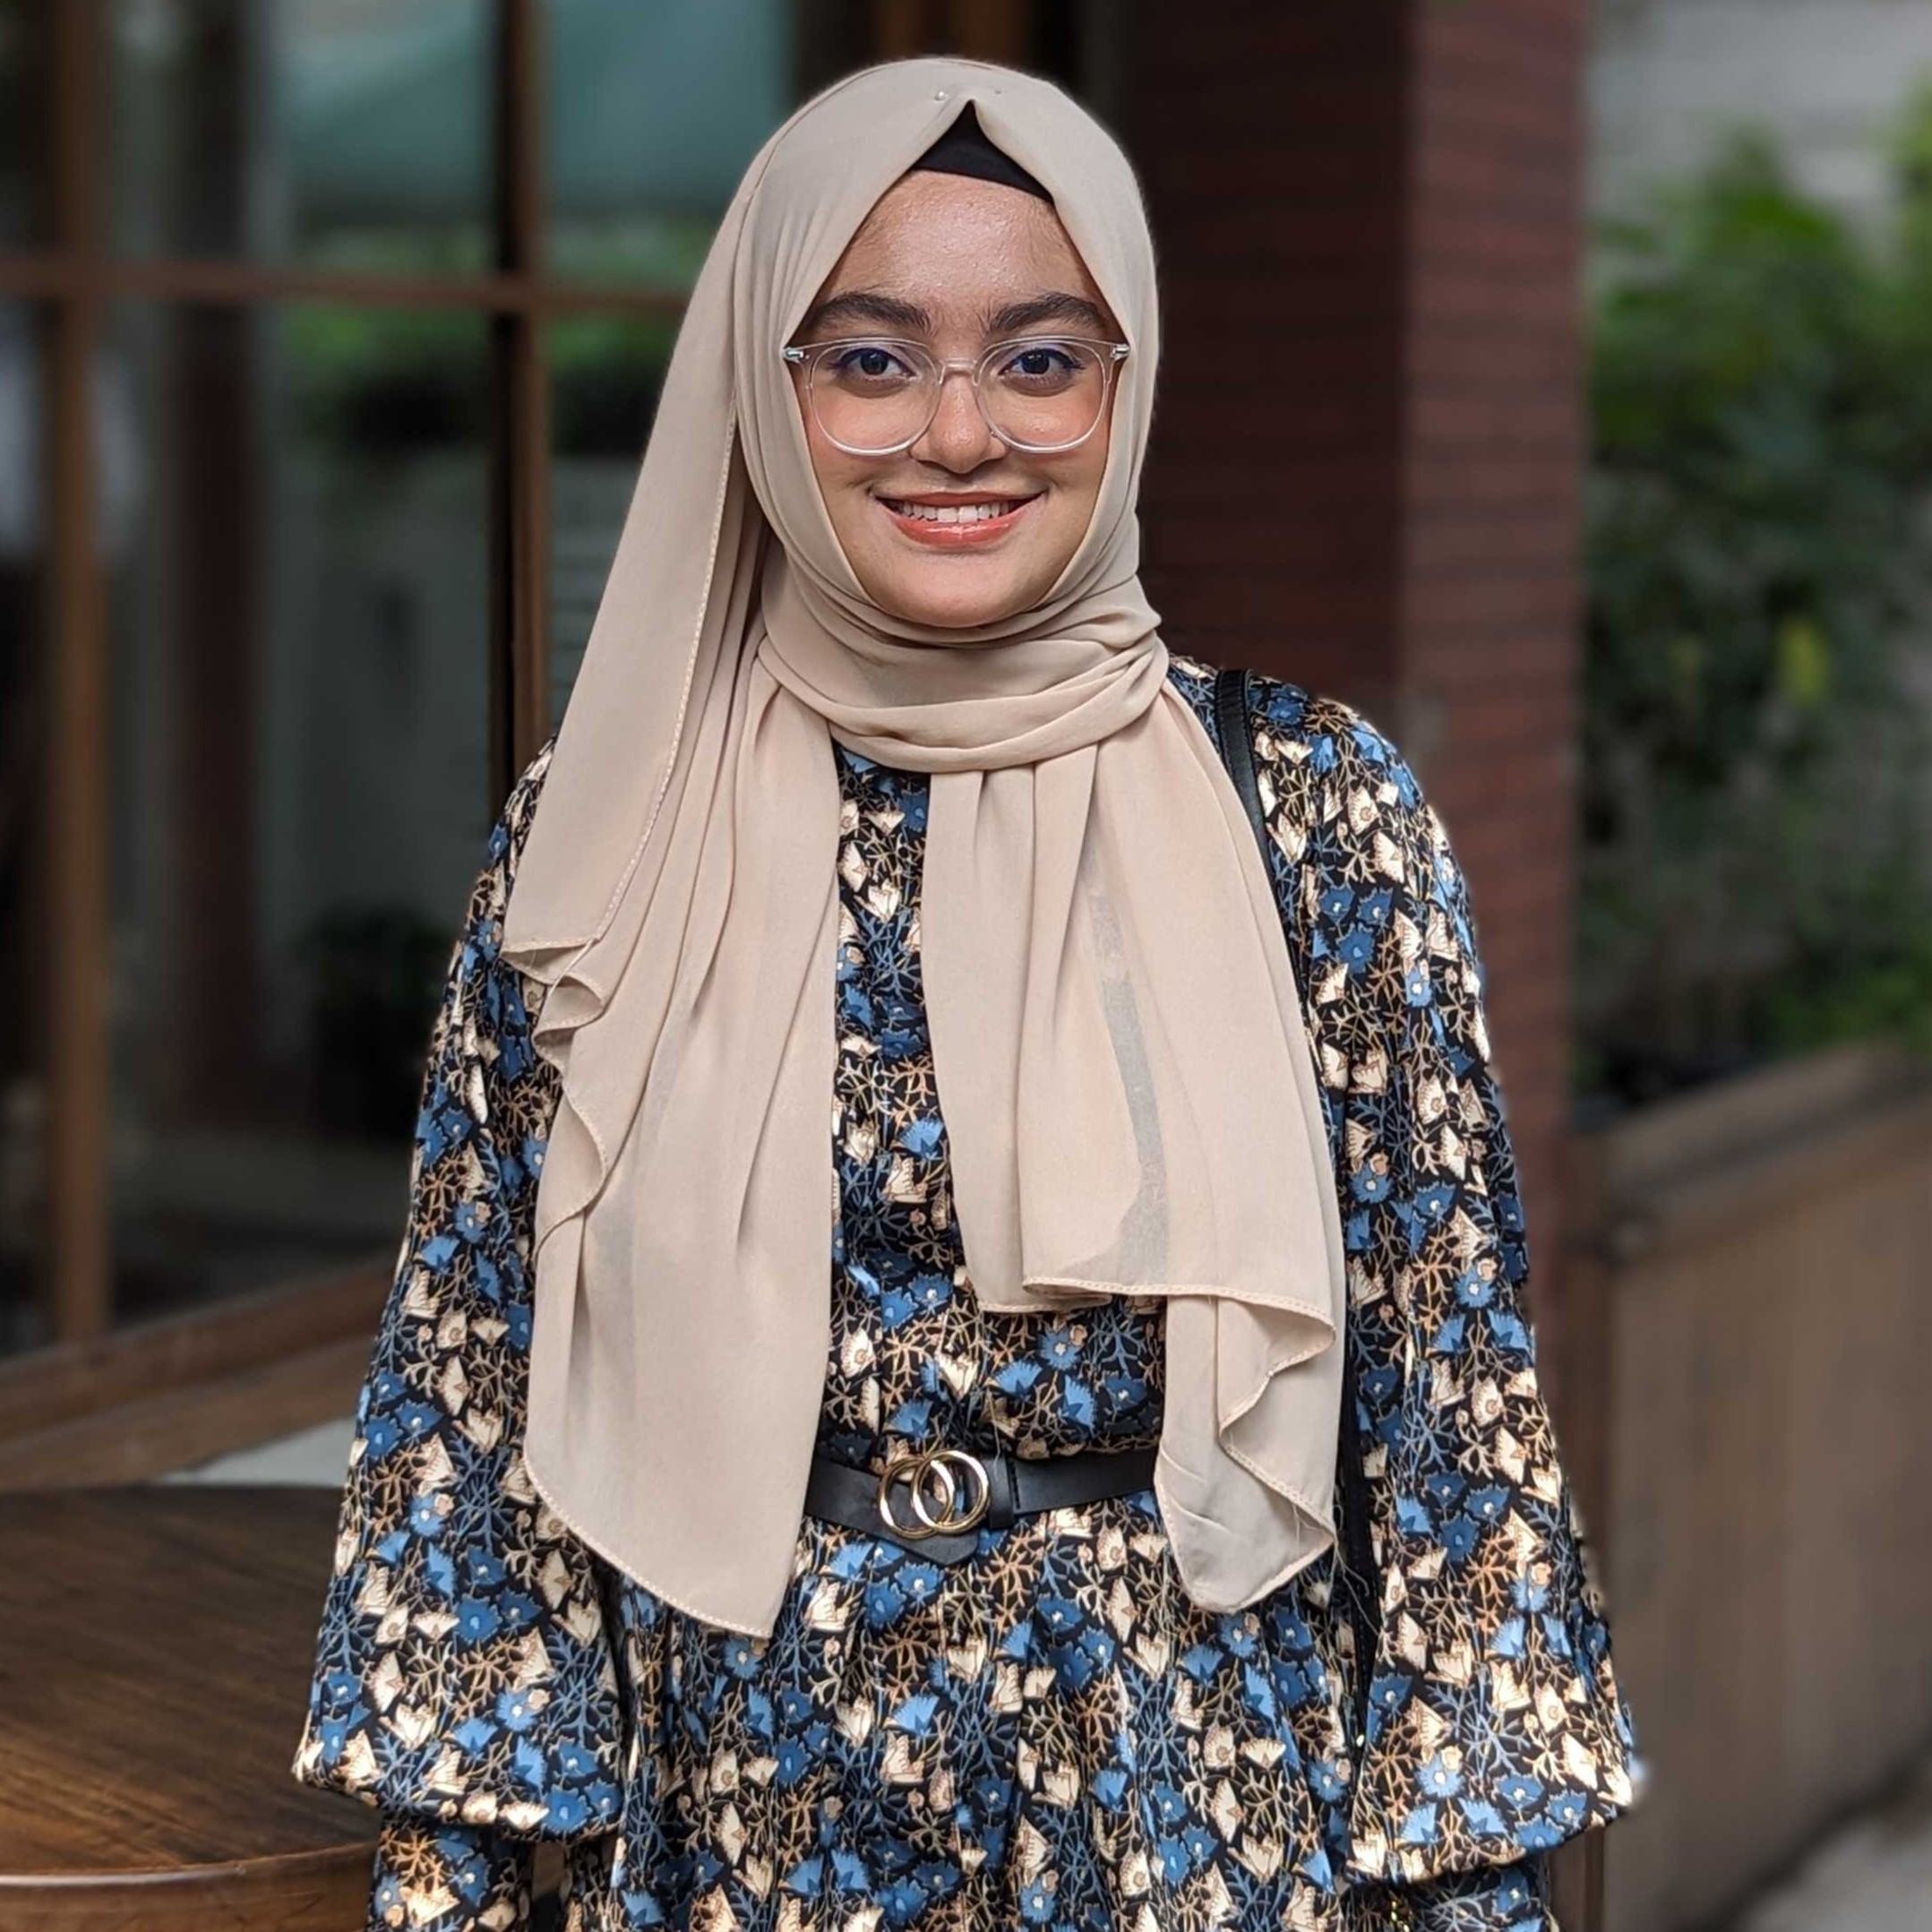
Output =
[
  {"x1": 997, "y1": 341, "x2": 1083, "y2": 386},
  {"x1": 830, "y1": 343, "x2": 915, "y2": 383}
]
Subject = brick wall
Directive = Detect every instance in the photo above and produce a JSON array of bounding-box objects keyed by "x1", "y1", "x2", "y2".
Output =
[
  {"x1": 1404, "y1": 0, "x2": 1589, "y2": 1378},
  {"x1": 1127, "y1": 1, "x2": 1589, "y2": 1392},
  {"x1": 1128, "y1": 8, "x2": 1411, "y2": 714}
]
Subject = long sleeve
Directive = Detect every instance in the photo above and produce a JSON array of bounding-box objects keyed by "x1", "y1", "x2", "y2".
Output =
[
  {"x1": 367, "y1": 1821, "x2": 531, "y2": 1932},
  {"x1": 1383, "y1": 1851, "x2": 1552, "y2": 1929},
  {"x1": 293, "y1": 736, "x2": 623, "y2": 1932},
  {"x1": 1241, "y1": 674, "x2": 1643, "y2": 1915}
]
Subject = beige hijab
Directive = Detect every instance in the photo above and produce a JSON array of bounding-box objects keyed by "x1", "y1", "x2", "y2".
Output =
[{"x1": 500, "y1": 56, "x2": 1346, "y2": 1639}]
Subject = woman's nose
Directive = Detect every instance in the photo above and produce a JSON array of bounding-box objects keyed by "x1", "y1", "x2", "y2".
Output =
[{"x1": 911, "y1": 367, "x2": 1004, "y2": 471}]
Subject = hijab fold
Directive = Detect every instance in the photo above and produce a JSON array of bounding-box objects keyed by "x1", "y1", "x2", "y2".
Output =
[{"x1": 501, "y1": 56, "x2": 1347, "y2": 1638}]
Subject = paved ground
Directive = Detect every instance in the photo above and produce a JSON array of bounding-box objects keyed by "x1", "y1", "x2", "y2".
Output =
[
  {"x1": 1726, "y1": 1749, "x2": 1932, "y2": 1932},
  {"x1": 165, "y1": 1416, "x2": 353, "y2": 1486}
]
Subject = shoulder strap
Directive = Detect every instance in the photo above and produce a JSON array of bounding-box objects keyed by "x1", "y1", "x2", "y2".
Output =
[
  {"x1": 1209, "y1": 662, "x2": 1380, "y2": 1753},
  {"x1": 1213, "y1": 665, "x2": 1267, "y2": 846}
]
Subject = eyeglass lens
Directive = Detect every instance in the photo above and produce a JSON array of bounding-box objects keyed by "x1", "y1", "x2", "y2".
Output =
[{"x1": 806, "y1": 339, "x2": 1114, "y2": 452}]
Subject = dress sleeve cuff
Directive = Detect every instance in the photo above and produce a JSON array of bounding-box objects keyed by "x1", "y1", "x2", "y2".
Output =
[
  {"x1": 1375, "y1": 1852, "x2": 1553, "y2": 1930},
  {"x1": 367, "y1": 1815, "x2": 533, "y2": 1932}
]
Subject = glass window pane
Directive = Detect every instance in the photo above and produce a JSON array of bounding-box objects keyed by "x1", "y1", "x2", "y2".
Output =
[
  {"x1": 0, "y1": 302, "x2": 47, "y2": 1355},
  {"x1": 108, "y1": 0, "x2": 494, "y2": 270},
  {"x1": 0, "y1": 0, "x2": 47, "y2": 247},
  {"x1": 107, "y1": 301, "x2": 492, "y2": 1329},
  {"x1": 545, "y1": 0, "x2": 794, "y2": 288},
  {"x1": 547, "y1": 313, "x2": 676, "y2": 725}
]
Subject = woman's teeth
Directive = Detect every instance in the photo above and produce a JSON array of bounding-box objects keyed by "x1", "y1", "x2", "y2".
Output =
[{"x1": 883, "y1": 499, "x2": 1024, "y2": 522}]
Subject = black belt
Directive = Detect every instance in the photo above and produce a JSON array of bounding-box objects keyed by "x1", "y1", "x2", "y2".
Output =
[{"x1": 803, "y1": 1442, "x2": 1159, "y2": 1563}]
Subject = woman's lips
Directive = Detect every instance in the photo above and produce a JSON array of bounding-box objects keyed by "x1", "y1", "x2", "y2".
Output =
[{"x1": 876, "y1": 494, "x2": 1041, "y2": 546}]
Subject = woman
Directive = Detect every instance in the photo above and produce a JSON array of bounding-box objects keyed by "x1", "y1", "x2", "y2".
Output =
[{"x1": 296, "y1": 56, "x2": 1640, "y2": 1932}]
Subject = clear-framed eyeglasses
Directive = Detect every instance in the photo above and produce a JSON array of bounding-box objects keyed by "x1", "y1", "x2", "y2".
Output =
[{"x1": 781, "y1": 334, "x2": 1130, "y2": 457}]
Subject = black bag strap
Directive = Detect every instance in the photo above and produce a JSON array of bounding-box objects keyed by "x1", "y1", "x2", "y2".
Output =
[
  {"x1": 1211, "y1": 664, "x2": 1381, "y2": 1755},
  {"x1": 1214, "y1": 660, "x2": 1268, "y2": 837}
]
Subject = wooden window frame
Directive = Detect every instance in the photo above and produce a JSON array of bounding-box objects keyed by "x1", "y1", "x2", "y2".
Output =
[{"x1": 0, "y1": 0, "x2": 676, "y2": 1434}]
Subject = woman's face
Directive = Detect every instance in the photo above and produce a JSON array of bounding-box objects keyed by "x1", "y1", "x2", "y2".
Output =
[{"x1": 786, "y1": 169, "x2": 1122, "y2": 630}]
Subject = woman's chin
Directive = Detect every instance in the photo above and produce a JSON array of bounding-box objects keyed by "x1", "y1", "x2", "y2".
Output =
[{"x1": 864, "y1": 561, "x2": 1051, "y2": 631}]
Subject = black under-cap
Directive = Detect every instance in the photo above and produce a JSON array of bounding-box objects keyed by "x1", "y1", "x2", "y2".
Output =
[{"x1": 908, "y1": 101, "x2": 1053, "y2": 203}]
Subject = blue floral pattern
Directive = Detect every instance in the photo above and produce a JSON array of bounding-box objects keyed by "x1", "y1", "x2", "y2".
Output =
[{"x1": 295, "y1": 655, "x2": 1639, "y2": 1932}]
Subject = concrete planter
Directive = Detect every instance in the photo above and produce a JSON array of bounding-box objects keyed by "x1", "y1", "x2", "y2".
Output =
[{"x1": 1567, "y1": 1040, "x2": 1932, "y2": 1932}]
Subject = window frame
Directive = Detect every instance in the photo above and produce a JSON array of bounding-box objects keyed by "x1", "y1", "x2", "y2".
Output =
[{"x1": 0, "y1": 0, "x2": 678, "y2": 1364}]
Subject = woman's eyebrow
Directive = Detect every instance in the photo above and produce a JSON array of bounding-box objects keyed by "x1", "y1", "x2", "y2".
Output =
[
  {"x1": 794, "y1": 288, "x2": 1114, "y2": 339},
  {"x1": 796, "y1": 290, "x2": 932, "y2": 337},
  {"x1": 983, "y1": 293, "x2": 1112, "y2": 337}
]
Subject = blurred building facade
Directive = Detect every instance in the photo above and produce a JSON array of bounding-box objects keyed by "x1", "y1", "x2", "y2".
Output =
[
  {"x1": 1593, "y1": 0, "x2": 1932, "y2": 224},
  {"x1": 14, "y1": 4, "x2": 1932, "y2": 1932},
  {"x1": 19, "y1": 7, "x2": 1932, "y2": 1930}
]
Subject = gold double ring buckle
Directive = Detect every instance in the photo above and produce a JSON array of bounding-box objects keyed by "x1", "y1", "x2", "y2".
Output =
[{"x1": 875, "y1": 1447, "x2": 992, "y2": 1539}]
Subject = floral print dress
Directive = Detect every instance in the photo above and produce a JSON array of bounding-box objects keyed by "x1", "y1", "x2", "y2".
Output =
[{"x1": 295, "y1": 657, "x2": 1641, "y2": 1932}]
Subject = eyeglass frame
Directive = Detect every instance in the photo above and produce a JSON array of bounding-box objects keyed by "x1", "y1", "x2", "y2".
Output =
[{"x1": 780, "y1": 333, "x2": 1131, "y2": 457}]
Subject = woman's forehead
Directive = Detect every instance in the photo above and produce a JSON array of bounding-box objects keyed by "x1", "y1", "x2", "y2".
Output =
[{"x1": 808, "y1": 172, "x2": 1120, "y2": 338}]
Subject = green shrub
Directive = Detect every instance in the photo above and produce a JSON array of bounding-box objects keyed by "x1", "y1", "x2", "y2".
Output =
[{"x1": 1581, "y1": 90, "x2": 1932, "y2": 1107}]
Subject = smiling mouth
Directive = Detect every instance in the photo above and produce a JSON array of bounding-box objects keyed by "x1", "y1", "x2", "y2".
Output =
[{"x1": 877, "y1": 494, "x2": 1039, "y2": 524}]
